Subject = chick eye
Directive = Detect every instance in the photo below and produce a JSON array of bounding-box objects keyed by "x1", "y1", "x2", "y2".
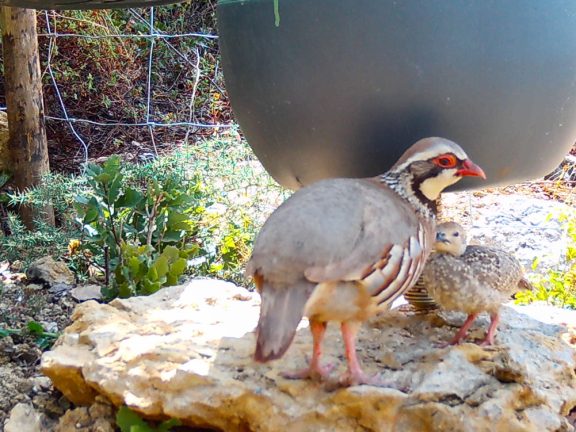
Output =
[
  {"x1": 433, "y1": 154, "x2": 457, "y2": 168},
  {"x1": 453, "y1": 232, "x2": 459, "y2": 237}
]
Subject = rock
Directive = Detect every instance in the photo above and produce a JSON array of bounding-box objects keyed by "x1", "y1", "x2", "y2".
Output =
[
  {"x1": 55, "y1": 396, "x2": 115, "y2": 432},
  {"x1": 13, "y1": 343, "x2": 42, "y2": 364},
  {"x1": 40, "y1": 321, "x2": 59, "y2": 333},
  {"x1": 440, "y1": 192, "x2": 575, "y2": 270},
  {"x1": 41, "y1": 279, "x2": 576, "y2": 431},
  {"x1": 4, "y1": 402, "x2": 55, "y2": 432},
  {"x1": 26, "y1": 283, "x2": 45, "y2": 291},
  {"x1": 0, "y1": 363, "x2": 29, "y2": 425},
  {"x1": 31, "y1": 376, "x2": 53, "y2": 393},
  {"x1": 27, "y1": 256, "x2": 75, "y2": 286},
  {"x1": 71, "y1": 284, "x2": 103, "y2": 302},
  {"x1": 50, "y1": 283, "x2": 74, "y2": 296}
]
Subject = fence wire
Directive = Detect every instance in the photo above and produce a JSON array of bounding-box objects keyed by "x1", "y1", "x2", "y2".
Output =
[{"x1": 1, "y1": 6, "x2": 232, "y2": 172}]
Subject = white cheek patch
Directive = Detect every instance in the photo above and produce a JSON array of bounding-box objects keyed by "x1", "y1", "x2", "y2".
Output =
[{"x1": 420, "y1": 169, "x2": 460, "y2": 200}]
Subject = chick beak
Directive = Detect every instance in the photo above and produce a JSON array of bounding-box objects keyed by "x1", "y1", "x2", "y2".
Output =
[
  {"x1": 456, "y1": 159, "x2": 486, "y2": 179},
  {"x1": 436, "y1": 231, "x2": 449, "y2": 244}
]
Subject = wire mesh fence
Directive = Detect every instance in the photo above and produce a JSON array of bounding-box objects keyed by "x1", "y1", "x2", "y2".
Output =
[{"x1": 0, "y1": 4, "x2": 234, "y2": 172}]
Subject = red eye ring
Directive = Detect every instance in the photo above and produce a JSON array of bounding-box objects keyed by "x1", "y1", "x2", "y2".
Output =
[{"x1": 433, "y1": 154, "x2": 457, "y2": 168}]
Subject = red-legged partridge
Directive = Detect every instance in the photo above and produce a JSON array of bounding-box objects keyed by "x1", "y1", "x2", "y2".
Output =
[
  {"x1": 246, "y1": 137, "x2": 486, "y2": 386},
  {"x1": 422, "y1": 221, "x2": 532, "y2": 346}
]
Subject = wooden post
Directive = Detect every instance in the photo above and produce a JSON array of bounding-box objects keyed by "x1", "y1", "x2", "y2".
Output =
[{"x1": 0, "y1": 7, "x2": 54, "y2": 228}]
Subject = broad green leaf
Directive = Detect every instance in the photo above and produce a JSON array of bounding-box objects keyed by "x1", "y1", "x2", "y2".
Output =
[
  {"x1": 161, "y1": 246, "x2": 180, "y2": 262},
  {"x1": 83, "y1": 206, "x2": 100, "y2": 224},
  {"x1": 142, "y1": 279, "x2": 162, "y2": 295},
  {"x1": 94, "y1": 172, "x2": 112, "y2": 184},
  {"x1": 27, "y1": 321, "x2": 45, "y2": 334},
  {"x1": 166, "y1": 212, "x2": 190, "y2": 231},
  {"x1": 153, "y1": 255, "x2": 169, "y2": 278},
  {"x1": 128, "y1": 256, "x2": 141, "y2": 276},
  {"x1": 162, "y1": 231, "x2": 183, "y2": 243},
  {"x1": 170, "y1": 258, "x2": 187, "y2": 277},
  {"x1": 166, "y1": 272, "x2": 178, "y2": 286},
  {"x1": 108, "y1": 174, "x2": 123, "y2": 204},
  {"x1": 157, "y1": 418, "x2": 182, "y2": 432},
  {"x1": 103, "y1": 155, "x2": 122, "y2": 173},
  {"x1": 116, "y1": 188, "x2": 144, "y2": 208},
  {"x1": 116, "y1": 406, "x2": 153, "y2": 432}
]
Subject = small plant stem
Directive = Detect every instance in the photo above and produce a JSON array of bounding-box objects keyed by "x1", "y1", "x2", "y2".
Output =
[
  {"x1": 104, "y1": 245, "x2": 110, "y2": 288},
  {"x1": 146, "y1": 192, "x2": 164, "y2": 247}
]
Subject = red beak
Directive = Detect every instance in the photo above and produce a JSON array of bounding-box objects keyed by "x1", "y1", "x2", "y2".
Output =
[{"x1": 456, "y1": 159, "x2": 486, "y2": 179}]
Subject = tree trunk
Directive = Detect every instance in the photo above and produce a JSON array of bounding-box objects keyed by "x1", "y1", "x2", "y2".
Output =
[{"x1": 0, "y1": 7, "x2": 54, "y2": 229}]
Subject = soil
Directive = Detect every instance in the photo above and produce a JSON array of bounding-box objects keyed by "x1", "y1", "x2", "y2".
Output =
[{"x1": 0, "y1": 264, "x2": 75, "y2": 428}]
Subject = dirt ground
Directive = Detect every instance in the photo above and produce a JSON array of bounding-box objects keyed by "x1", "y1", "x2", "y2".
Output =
[{"x1": 0, "y1": 264, "x2": 75, "y2": 427}]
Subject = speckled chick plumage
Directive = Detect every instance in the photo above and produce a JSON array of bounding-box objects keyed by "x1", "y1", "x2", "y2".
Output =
[{"x1": 422, "y1": 221, "x2": 529, "y2": 345}]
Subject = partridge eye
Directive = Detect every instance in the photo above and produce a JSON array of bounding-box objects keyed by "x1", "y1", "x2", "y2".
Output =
[
  {"x1": 453, "y1": 232, "x2": 459, "y2": 237},
  {"x1": 434, "y1": 154, "x2": 458, "y2": 168}
]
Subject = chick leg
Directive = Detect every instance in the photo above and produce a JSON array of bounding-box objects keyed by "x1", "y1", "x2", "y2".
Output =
[
  {"x1": 281, "y1": 320, "x2": 334, "y2": 380},
  {"x1": 480, "y1": 312, "x2": 500, "y2": 346},
  {"x1": 449, "y1": 312, "x2": 479, "y2": 345}
]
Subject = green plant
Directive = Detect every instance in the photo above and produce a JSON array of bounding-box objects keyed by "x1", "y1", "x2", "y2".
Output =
[
  {"x1": 0, "y1": 321, "x2": 59, "y2": 350},
  {"x1": 116, "y1": 406, "x2": 181, "y2": 432},
  {"x1": 75, "y1": 155, "x2": 206, "y2": 298},
  {"x1": 199, "y1": 212, "x2": 254, "y2": 285},
  {"x1": 157, "y1": 138, "x2": 288, "y2": 286},
  {"x1": 0, "y1": 172, "x2": 86, "y2": 266},
  {"x1": 515, "y1": 211, "x2": 576, "y2": 309},
  {"x1": 1, "y1": 138, "x2": 285, "y2": 291}
]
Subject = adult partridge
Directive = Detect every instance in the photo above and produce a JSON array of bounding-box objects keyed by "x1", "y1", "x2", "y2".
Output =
[
  {"x1": 422, "y1": 221, "x2": 532, "y2": 346},
  {"x1": 246, "y1": 137, "x2": 486, "y2": 385}
]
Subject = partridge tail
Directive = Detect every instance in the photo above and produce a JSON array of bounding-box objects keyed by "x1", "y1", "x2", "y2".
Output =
[{"x1": 254, "y1": 279, "x2": 315, "y2": 362}]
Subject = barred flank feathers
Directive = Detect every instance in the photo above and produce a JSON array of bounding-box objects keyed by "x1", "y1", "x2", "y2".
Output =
[{"x1": 404, "y1": 279, "x2": 439, "y2": 312}]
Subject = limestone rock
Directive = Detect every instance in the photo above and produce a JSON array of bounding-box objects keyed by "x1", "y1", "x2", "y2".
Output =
[
  {"x1": 41, "y1": 279, "x2": 576, "y2": 432},
  {"x1": 439, "y1": 192, "x2": 575, "y2": 270},
  {"x1": 71, "y1": 284, "x2": 103, "y2": 302},
  {"x1": 27, "y1": 256, "x2": 75, "y2": 286},
  {"x1": 4, "y1": 403, "x2": 55, "y2": 432},
  {"x1": 55, "y1": 396, "x2": 115, "y2": 432}
]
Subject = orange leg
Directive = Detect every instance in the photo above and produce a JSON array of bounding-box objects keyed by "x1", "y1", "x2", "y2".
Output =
[
  {"x1": 480, "y1": 313, "x2": 500, "y2": 346},
  {"x1": 339, "y1": 321, "x2": 381, "y2": 386},
  {"x1": 281, "y1": 320, "x2": 334, "y2": 380},
  {"x1": 448, "y1": 313, "x2": 479, "y2": 345}
]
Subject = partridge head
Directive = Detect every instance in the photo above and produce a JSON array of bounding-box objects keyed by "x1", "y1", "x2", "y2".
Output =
[
  {"x1": 246, "y1": 137, "x2": 486, "y2": 386},
  {"x1": 422, "y1": 221, "x2": 530, "y2": 346}
]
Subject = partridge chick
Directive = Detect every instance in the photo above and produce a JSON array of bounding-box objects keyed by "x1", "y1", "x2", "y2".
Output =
[
  {"x1": 246, "y1": 138, "x2": 486, "y2": 385},
  {"x1": 422, "y1": 221, "x2": 531, "y2": 345}
]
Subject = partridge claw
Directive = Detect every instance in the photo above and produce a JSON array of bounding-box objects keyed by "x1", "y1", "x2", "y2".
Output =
[{"x1": 281, "y1": 362, "x2": 336, "y2": 381}]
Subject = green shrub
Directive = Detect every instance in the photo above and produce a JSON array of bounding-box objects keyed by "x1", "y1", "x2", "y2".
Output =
[
  {"x1": 0, "y1": 138, "x2": 287, "y2": 296},
  {"x1": 1, "y1": 172, "x2": 86, "y2": 266},
  {"x1": 75, "y1": 155, "x2": 206, "y2": 298},
  {"x1": 515, "y1": 211, "x2": 576, "y2": 309}
]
